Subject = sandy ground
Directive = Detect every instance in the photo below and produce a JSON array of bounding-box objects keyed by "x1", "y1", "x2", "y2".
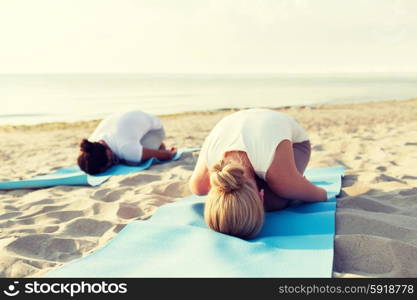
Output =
[{"x1": 1, "y1": 99, "x2": 417, "y2": 278}]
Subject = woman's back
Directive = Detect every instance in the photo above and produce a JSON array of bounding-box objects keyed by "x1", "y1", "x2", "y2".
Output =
[{"x1": 203, "y1": 108, "x2": 309, "y2": 179}]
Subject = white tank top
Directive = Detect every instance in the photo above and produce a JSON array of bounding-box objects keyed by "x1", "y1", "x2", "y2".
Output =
[{"x1": 201, "y1": 109, "x2": 309, "y2": 180}]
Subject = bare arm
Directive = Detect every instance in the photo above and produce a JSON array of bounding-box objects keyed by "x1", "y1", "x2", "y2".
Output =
[
  {"x1": 142, "y1": 147, "x2": 177, "y2": 161},
  {"x1": 255, "y1": 176, "x2": 289, "y2": 211},
  {"x1": 189, "y1": 151, "x2": 211, "y2": 195},
  {"x1": 266, "y1": 140, "x2": 327, "y2": 202}
]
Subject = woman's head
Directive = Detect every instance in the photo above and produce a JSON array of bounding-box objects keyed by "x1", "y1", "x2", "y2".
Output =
[
  {"x1": 77, "y1": 139, "x2": 113, "y2": 175},
  {"x1": 204, "y1": 159, "x2": 265, "y2": 239}
]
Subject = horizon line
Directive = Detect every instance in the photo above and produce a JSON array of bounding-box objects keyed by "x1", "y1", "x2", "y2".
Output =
[{"x1": 2, "y1": 71, "x2": 417, "y2": 76}]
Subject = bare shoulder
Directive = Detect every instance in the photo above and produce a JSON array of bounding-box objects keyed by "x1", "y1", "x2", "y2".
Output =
[
  {"x1": 266, "y1": 140, "x2": 296, "y2": 178},
  {"x1": 189, "y1": 151, "x2": 211, "y2": 195},
  {"x1": 265, "y1": 139, "x2": 327, "y2": 202},
  {"x1": 265, "y1": 139, "x2": 299, "y2": 192}
]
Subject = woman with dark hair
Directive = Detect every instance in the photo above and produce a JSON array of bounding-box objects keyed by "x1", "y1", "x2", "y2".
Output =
[{"x1": 78, "y1": 110, "x2": 176, "y2": 175}]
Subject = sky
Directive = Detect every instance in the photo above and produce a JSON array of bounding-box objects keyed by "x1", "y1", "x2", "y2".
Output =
[{"x1": 0, "y1": 0, "x2": 417, "y2": 74}]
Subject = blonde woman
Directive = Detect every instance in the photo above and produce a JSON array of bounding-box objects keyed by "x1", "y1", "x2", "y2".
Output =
[{"x1": 189, "y1": 108, "x2": 327, "y2": 239}]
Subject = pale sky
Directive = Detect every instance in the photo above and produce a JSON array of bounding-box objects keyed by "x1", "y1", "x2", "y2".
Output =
[{"x1": 1, "y1": 0, "x2": 416, "y2": 73}]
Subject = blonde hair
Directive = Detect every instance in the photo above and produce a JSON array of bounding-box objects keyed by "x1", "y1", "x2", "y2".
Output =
[{"x1": 204, "y1": 159, "x2": 264, "y2": 239}]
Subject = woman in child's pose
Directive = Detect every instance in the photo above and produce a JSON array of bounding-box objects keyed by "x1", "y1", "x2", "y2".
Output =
[
  {"x1": 189, "y1": 108, "x2": 326, "y2": 239},
  {"x1": 78, "y1": 110, "x2": 176, "y2": 175}
]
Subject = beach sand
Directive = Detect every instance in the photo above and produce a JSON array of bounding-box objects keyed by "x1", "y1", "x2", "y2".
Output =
[{"x1": 1, "y1": 99, "x2": 417, "y2": 278}]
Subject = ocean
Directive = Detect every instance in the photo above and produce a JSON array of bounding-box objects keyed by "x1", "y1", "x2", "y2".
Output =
[{"x1": 1, "y1": 73, "x2": 417, "y2": 125}]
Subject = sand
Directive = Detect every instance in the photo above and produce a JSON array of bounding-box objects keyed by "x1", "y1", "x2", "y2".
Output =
[{"x1": 1, "y1": 99, "x2": 417, "y2": 278}]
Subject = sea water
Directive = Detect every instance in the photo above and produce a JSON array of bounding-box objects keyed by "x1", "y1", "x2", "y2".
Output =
[{"x1": 1, "y1": 73, "x2": 416, "y2": 125}]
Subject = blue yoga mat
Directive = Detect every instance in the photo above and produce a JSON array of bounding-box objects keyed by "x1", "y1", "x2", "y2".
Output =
[
  {"x1": 0, "y1": 148, "x2": 200, "y2": 190},
  {"x1": 47, "y1": 166, "x2": 344, "y2": 278}
]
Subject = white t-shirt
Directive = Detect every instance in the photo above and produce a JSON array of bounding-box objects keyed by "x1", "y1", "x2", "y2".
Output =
[
  {"x1": 201, "y1": 108, "x2": 309, "y2": 180},
  {"x1": 89, "y1": 110, "x2": 163, "y2": 163}
]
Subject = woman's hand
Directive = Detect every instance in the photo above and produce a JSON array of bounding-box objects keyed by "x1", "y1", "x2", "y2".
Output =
[{"x1": 168, "y1": 147, "x2": 177, "y2": 159}]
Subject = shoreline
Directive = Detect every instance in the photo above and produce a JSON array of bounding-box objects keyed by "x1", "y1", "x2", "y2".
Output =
[{"x1": 1, "y1": 97, "x2": 416, "y2": 132}]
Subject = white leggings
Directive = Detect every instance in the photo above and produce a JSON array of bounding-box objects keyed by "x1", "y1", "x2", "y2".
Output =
[{"x1": 140, "y1": 128, "x2": 166, "y2": 150}]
